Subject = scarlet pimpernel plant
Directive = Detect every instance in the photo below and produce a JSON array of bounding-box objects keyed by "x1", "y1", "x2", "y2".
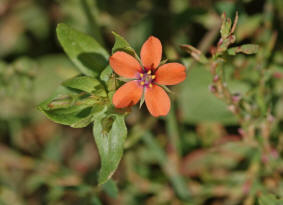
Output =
[
  {"x1": 110, "y1": 36, "x2": 186, "y2": 116},
  {"x1": 38, "y1": 23, "x2": 186, "y2": 185}
]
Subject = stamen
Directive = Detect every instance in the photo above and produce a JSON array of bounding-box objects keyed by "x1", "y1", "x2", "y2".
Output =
[
  {"x1": 140, "y1": 73, "x2": 144, "y2": 78},
  {"x1": 147, "y1": 70, "x2": 151, "y2": 75},
  {"x1": 149, "y1": 83, "x2": 153, "y2": 88},
  {"x1": 140, "y1": 81, "x2": 145, "y2": 86},
  {"x1": 151, "y1": 75, "x2": 156, "y2": 79}
]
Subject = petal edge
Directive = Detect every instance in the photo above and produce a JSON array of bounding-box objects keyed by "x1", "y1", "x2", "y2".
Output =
[
  {"x1": 113, "y1": 81, "x2": 143, "y2": 108},
  {"x1": 110, "y1": 51, "x2": 142, "y2": 78},
  {"x1": 145, "y1": 85, "x2": 170, "y2": 117},
  {"x1": 155, "y1": 63, "x2": 186, "y2": 85},
  {"x1": 141, "y1": 36, "x2": 162, "y2": 70}
]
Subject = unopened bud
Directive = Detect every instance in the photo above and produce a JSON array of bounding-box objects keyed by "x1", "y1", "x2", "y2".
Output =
[
  {"x1": 209, "y1": 85, "x2": 217, "y2": 93},
  {"x1": 232, "y1": 93, "x2": 241, "y2": 103},
  {"x1": 213, "y1": 75, "x2": 219, "y2": 82}
]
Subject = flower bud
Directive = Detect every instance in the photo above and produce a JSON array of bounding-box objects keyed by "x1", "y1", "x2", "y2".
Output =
[{"x1": 209, "y1": 85, "x2": 217, "y2": 93}]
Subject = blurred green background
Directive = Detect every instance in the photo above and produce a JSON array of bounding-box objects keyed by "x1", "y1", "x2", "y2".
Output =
[{"x1": 1, "y1": 0, "x2": 283, "y2": 204}]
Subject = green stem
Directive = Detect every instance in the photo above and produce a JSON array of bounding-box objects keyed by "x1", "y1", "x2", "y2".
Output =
[
  {"x1": 166, "y1": 102, "x2": 182, "y2": 156},
  {"x1": 80, "y1": 0, "x2": 105, "y2": 46},
  {"x1": 142, "y1": 132, "x2": 191, "y2": 201}
]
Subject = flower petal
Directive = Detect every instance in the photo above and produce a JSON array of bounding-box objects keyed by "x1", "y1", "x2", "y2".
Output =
[
  {"x1": 155, "y1": 63, "x2": 186, "y2": 85},
  {"x1": 109, "y1": 51, "x2": 142, "y2": 78},
  {"x1": 141, "y1": 36, "x2": 162, "y2": 70},
  {"x1": 145, "y1": 85, "x2": 170, "y2": 117},
  {"x1": 112, "y1": 81, "x2": 143, "y2": 108}
]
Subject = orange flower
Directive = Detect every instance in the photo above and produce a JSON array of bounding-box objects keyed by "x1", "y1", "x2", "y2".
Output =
[{"x1": 109, "y1": 36, "x2": 186, "y2": 117}]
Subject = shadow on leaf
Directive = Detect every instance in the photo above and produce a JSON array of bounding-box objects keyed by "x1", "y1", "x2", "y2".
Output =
[{"x1": 78, "y1": 52, "x2": 108, "y2": 74}]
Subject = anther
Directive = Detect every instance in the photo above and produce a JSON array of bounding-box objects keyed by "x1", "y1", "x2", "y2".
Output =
[
  {"x1": 147, "y1": 70, "x2": 151, "y2": 75},
  {"x1": 149, "y1": 83, "x2": 153, "y2": 88},
  {"x1": 151, "y1": 75, "x2": 156, "y2": 79},
  {"x1": 140, "y1": 81, "x2": 145, "y2": 86},
  {"x1": 140, "y1": 73, "x2": 144, "y2": 78}
]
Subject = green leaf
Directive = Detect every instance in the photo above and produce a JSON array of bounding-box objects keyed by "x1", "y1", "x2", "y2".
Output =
[
  {"x1": 100, "y1": 65, "x2": 113, "y2": 83},
  {"x1": 62, "y1": 76, "x2": 100, "y2": 93},
  {"x1": 38, "y1": 86, "x2": 106, "y2": 128},
  {"x1": 139, "y1": 89, "x2": 145, "y2": 109},
  {"x1": 102, "y1": 179, "x2": 118, "y2": 198},
  {"x1": 47, "y1": 186, "x2": 64, "y2": 202},
  {"x1": 259, "y1": 194, "x2": 283, "y2": 205},
  {"x1": 228, "y1": 44, "x2": 259, "y2": 55},
  {"x1": 71, "y1": 112, "x2": 96, "y2": 128},
  {"x1": 56, "y1": 23, "x2": 109, "y2": 77},
  {"x1": 62, "y1": 75, "x2": 106, "y2": 97},
  {"x1": 93, "y1": 110, "x2": 127, "y2": 185},
  {"x1": 39, "y1": 103, "x2": 101, "y2": 128},
  {"x1": 179, "y1": 65, "x2": 237, "y2": 125},
  {"x1": 181, "y1": 45, "x2": 208, "y2": 64},
  {"x1": 100, "y1": 65, "x2": 117, "y2": 95},
  {"x1": 220, "y1": 13, "x2": 232, "y2": 39},
  {"x1": 112, "y1": 32, "x2": 137, "y2": 57},
  {"x1": 90, "y1": 196, "x2": 102, "y2": 205}
]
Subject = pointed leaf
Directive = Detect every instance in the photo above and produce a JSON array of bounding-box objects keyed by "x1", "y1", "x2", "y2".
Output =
[
  {"x1": 62, "y1": 75, "x2": 104, "y2": 94},
  {"x1": 228, "y1": 44, "x2": 259, "y2": 55},
  {"x1": 93, "y1": 111, "x2": 127, "y2": 184},
  {"x1": 56, "y1": 23, "x2": 109, "y2": 77},
  {"x1": 112, "y1": 32, "x2": 137, "y2": 57},
  {"x1": 38, "y1": 86, "x2": 106, "y2": 128},
  {"x1": 220, "y1": 13, "x2": 232, "y2": 39},
  {"x1": 100, "y1": 65, "x2": 113, "y2": 83},
  {"x1": 181, "y1": 45, "x2": 208, "y2": 64},
  {"x1": 102, "y1": 179, "x2": 118, "y2": 198}
]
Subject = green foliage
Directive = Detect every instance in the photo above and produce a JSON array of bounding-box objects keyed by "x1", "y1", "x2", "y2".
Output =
[
  {"x1": 258, "y1": 194, "x2": 283, "y2": 205},
  {"x1": 62, "y1": 75, "x2": 106, "y2": 96},
  {"x1": 142, "y1": 133, "x2": 191, "y2": 200},
  {"x1": 112, "y1": 32, "x2": 136, "y2": 56},
  {"x1": 38, "y1": 90, "x2": 103, "y2": 128},
  {"x1": 102, "y1": 179, "x2": 119, "y2": 198},
  {"x1": 56, "y1": 23, "x2": 109, "y2": 77},
  {"x1": 93, "y1": 109, "x2": 127, "y2": 185},
  {"x1": 220, "y1": 13, "x2": 233, "y2": 39},
  {"x1": 179, "y1": 65, "x2": 237, "y2": 124},
  {"x1": 0, "y1": 57, "x2": 37, "y2": 118},
  {"x1": 39, "y1": 26, "x2": 132, "y2": 185},
  {"x1": 181, "y1": 45, "x2": 208, "y2": 63},
  {"x1": 228, "y1": 44, "x2": 260, "y2": 55}
]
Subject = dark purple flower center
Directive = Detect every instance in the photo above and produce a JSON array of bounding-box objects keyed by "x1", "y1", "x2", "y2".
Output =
[{"x1": 137, "y1": 70, "x2": 155, "y2": 88}]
